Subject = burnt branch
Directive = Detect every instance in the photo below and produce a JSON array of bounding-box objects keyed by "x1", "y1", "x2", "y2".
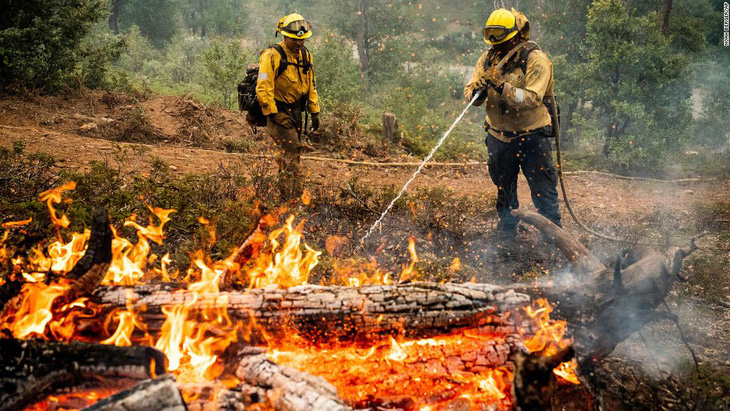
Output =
[
  {"x1": 65, "y1": 206, "x2": 113, "y2": 298},
  {"x1": 511, "y1": 209, "x2": 605, "y2": 277},
  {"x1": 219, "y1": 212, "x2": 271, "y2": 290}
]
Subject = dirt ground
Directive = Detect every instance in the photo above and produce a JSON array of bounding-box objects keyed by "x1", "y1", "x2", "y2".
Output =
[{"x1": 2, "y1": 91, "x2": 729, "y2": 408}]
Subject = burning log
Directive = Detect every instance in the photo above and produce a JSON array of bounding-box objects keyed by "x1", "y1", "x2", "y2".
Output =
[
  {"x1": 511, "y1": 209, "x2": 697, "y2": 403},
  {"x1": 0, "y1": 338, "x2": 166, "y2": 411},
  {"x1": 235, "y1": 348, "x2": 350, "y2": 411},
  {"x1": 82, "y1": 374, "x2": 186, "y2": 411},
  {"x1": 91, "y1": 282, "x2": 531, "y2": 343}
]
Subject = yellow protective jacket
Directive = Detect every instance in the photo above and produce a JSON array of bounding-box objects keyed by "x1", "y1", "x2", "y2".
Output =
[
  {"x1": 466, "y1": 46, "x2": 554, "y2": 142},
  {"x1": 256, "y1": 41, "x2": 320, "y2": 116}
]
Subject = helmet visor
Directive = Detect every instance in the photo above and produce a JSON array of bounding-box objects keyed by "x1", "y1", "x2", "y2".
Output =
[
  {"x1": 482, "y1": 26, "x2": 517, "y2": 43},
  {"x1": 282, "y1": 20, "x2": 312, "y2": 37}
]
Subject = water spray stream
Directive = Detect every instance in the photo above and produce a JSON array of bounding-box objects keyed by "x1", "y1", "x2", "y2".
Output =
[{"x1": 360, "y1": 91, "x2": 483, "y2": 245}]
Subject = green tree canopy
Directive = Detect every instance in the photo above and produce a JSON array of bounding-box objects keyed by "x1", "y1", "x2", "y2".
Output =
[{"x1": 0, "y1": 0, "x2": 107, "y2": 91}]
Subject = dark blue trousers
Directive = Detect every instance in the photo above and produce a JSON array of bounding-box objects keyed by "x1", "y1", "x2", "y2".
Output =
[{"x1": 486, "y1": 132, "x2": 562, "y2": 232}]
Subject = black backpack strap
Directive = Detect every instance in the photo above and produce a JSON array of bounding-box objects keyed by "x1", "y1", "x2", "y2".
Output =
[
  {"x1": 270, "y1": 44, "x2": 289, "y2": 78},
  {"x1": 301, "y1": 46, "x2": 312, "y2": 74},
  {"x1": 516, "y1": 42, "x2": 540, "y2": 75}
]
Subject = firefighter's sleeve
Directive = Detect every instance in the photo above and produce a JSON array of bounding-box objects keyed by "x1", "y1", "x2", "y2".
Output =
[
  {"x1": 501, "y1": 51, "x2": 552, "y2": 108},
  {"x1": 256, "y1": 49, "x2": 280, "y2": 116},
  {"x1": 464, "y1": 52, "x2": 489, "y2": 105},
  {"x1": 306, "y1": 53, "x2": 320, "y2": 114},
  {"x1": 465, "y1": 53, "x2": 488, "y2": 94}
]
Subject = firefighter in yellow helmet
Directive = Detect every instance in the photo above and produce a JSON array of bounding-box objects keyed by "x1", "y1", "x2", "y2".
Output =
[
  {"x1": 464, "y1": 8, "x2": 561, "y2": 238},
  {"x1": 256, "y1": 13, "x2": 321, "y2": 200}
]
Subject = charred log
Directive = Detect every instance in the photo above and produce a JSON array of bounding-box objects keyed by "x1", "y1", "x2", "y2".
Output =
[
  {"x1": 65, "y1": 206, "x2": 113, "y2": 299},
  {"x1": 235, "y1": 349, "x2": 350, "y2": 411},
  {"x1": 1, "y1": 207, "x2": 112, "y2": 321},
  {"x1": 66, "y1": 207, "x2": 112, "y2": 281},
  {"x1": 82, "y1": 374, "x2": 185, "y2": 411},
  {"x1": 0, "y1": 338, "x2": 166, "y2": 411},
  {"x1": 91, "y1": 282, "x2": 530, "y2": 344}
]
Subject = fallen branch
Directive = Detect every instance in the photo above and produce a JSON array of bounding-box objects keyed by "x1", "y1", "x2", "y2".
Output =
[{"x1": 510, "y1": 209, "x2": 697, "y2": 405}]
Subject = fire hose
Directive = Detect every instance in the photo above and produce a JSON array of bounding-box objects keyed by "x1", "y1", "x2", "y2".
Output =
[{"x1": 549, "y1": 94, "x2": 623, "y2": 242}]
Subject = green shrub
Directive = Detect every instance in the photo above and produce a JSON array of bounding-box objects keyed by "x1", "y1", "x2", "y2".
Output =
[
  {"x1": 309, "y1": 33, "x2": 364, "y2": 108},
  {"x1": 200, "y1": 37, "x2": 251, "y2": 109}
]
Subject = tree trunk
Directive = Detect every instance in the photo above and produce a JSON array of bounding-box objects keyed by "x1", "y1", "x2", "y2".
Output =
[
  {"x1": 355, "y1": 0, "x2": 370, "y2": 75},
  {"x1": 661, "y1": 0, "x2": 672, "y2": 36},
  {"x1": 108, "y1": 0, "x2": 123, "y2": 34},
  {"x1": 200, "y1": 0, "x2": 207, "y2": 38}
]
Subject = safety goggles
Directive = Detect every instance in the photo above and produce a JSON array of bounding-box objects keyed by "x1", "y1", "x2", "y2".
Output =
[
  {"x1": 282, "y1": 20, "x2": 312, "y2": 37},
  {"x1": 482, "y1": 25, "x2": 518, "y2": 43}
]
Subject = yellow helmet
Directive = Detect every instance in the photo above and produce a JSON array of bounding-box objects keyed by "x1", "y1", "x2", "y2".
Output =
[
  {"x1": 276, "y1": 13, "x2": 312, "y2": 39},
  {"x1": 483, "y1": 8, "x2": 519, "y2": 45}
]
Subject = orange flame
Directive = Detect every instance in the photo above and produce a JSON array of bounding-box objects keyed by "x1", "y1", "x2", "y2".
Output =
[
  {"x1": 39, "y1": 181, "x2": 76, "y2": 232},
  {"x1": 104, "y1": 206, "x2": 176, "y2": 285},
  {"x1": 247, "y1": 215, "x2": 321, "y2": 288},
  {"x1": 397, "y1": 237, "x2": 420, "y2": 282},
  {"x1": 1, "y1": 280, "x2": 69, "y2": 339},
  {"x1": 102, "y1": 290, "x2": 147, "y2": 346},
  {"x1": 522, "y1": 298, "x2": 580, "y2": 385},
  {"x1": 153, "y1": 251, "x2": 239, "y2": 383}
]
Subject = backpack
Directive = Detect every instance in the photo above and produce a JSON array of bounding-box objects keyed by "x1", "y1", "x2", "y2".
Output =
[{"x1": 237, "y1": 44, "x2": 312, "y2": 128}]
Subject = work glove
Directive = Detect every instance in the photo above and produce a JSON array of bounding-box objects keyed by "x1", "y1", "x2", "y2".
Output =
[
  {"x1": 482, "y1": 67, "x2": 506, "y2": 93},
  {"x1": 310, "y1": 113, "x2": 320, "y2": 131},
  {"x1": 464, "y1": 77, "x2": 488, "y2": 101},
  {"x1": 270, "y1": 112, "x2": 294, "y2": 129}
]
